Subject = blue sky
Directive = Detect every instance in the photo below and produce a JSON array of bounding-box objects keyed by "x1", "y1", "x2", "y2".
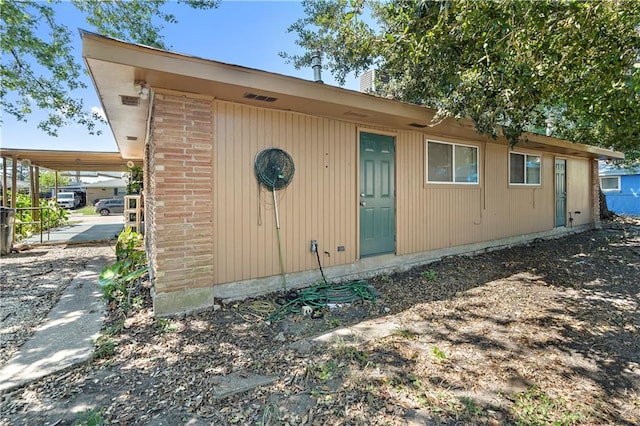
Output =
[{"x1": 2, "y1": 1, "x2": 360, "y2": 152}]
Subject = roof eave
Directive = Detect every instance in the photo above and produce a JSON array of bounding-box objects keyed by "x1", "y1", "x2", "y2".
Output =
[{"x1": 81, "y1": 30, "x2": 624, "y2": 162}]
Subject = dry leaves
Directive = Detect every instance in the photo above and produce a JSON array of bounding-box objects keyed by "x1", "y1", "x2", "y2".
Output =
[{"x1": 1, "y1": 218, "x2": 639, "y2": 425}]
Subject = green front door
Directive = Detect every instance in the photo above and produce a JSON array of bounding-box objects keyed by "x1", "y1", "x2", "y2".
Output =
[{"x1": 360, "y1": 132, "x2": 395, "y2": 257}]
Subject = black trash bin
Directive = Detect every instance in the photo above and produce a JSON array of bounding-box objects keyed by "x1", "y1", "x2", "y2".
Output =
[{"x1": 0, "y1": 207, "x2": 16, "y2": 255}]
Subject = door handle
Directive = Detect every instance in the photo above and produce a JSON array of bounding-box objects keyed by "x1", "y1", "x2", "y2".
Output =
[
  {"x1": 360, "y1": 201, "x2": 366, "y2": 206},
  {"x1": 360, "y1": 193, "x2": 365, "y2": 197}
]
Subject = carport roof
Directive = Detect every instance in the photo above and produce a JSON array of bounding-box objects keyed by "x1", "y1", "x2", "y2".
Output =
[{"x1": 0, "y1": 148, "x2": 140, "y2": 172}]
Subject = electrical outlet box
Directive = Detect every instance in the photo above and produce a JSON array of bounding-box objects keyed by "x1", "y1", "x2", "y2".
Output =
[{"x1": 310, "y1": 240, "x2": 318, "y2": 253}]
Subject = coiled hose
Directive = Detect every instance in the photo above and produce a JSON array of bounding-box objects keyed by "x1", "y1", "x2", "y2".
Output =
[{"x1": 267, "y1": 280, "x2": 376, "y2": 323}]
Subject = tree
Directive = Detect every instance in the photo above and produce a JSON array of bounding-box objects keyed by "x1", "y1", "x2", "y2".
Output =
[
  {"x1": 0, "y1": 0, "x2": 219, "y2": 137},
  {"x1": 283, "y1": 0, "x2": 640, "y2": 159},
  {"x1": 38, "y1": 170, "x2": 70, "y2": 190}
]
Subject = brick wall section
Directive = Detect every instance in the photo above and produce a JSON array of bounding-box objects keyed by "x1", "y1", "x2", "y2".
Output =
[
  {"x1": 591, "y1": 159, "x2": 602, "y2": 229},
  {"x1": 147, "y1": 93, "x2": 215, "y2": 294}
]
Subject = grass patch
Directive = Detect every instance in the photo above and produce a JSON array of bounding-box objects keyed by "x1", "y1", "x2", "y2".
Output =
[
  {"x1": 75, "y1": 408, "x2": 105, "y2": 426},
  {"x1": 511, "y1": 386, "x2": 583, "y2": 426},
  {"x1": 94, "y1": 336, "x2": 117, "y2": 359},
  {"x1": 76, "y1": 206, "x2": 98, "y2": 215}
]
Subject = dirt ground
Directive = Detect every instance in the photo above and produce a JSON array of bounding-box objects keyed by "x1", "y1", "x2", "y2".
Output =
[{"x1": 0, "y1": 218, "x2": 638, "y2": 425}]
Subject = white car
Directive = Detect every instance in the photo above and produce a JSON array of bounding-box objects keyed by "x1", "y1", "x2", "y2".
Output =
[{"x1": 56, "y1": 192, "x2": 80, "y2": 209}]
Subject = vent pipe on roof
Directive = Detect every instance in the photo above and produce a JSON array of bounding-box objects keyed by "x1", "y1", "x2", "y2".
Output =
[{"x1": 311, "y1": 51, "x2": 323, "y2": 84}]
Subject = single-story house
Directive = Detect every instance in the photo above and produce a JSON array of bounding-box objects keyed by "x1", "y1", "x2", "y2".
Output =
[
  {"x1": 81, "y1": 31, "x2": 623, "y2": 316},
  {"x1": 85, "y1": 177, "x2": 128, "y2": 205},
  {"x1": 599, "y1": 162, "x2": 640, "y2": 216}
]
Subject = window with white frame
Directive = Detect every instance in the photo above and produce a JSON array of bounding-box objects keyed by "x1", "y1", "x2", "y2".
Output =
[
  {"x1": 427, "y1": 140, "x2": 479, "y2": 184},
  {"x1": 509, "y1": 152, "x2": 541, "y2": 185},
  {"x1": 599, "y1": 176, "x2": 620, "y2": 191}
]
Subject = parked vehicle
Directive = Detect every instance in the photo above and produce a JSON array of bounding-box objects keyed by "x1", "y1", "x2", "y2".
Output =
[
  {"x1": 94, "y1": 198, "x2": 125, "y2": 216},
  {"x1": 56, "y1": 192, "x2": 81, "y2": 209}
]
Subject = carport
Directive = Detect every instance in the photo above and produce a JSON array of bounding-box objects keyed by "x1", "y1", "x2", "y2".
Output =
[{"x1": 0, "y1": 148, "x2": 141, "y2": 247}]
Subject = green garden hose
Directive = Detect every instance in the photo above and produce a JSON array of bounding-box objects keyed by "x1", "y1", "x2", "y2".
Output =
[{"x1": 267, "y1": 280, "x2": 376, "y2": 323}]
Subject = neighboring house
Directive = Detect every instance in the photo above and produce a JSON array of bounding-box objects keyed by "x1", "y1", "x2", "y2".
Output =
[
  {"x1": 82, "y1": 31, "x2": 623, "y2": 316},
  {"x1": 85, "y1": 178, "x2": 128, "y2": 205},
  {"x1": 599, "y1": 162, "x2": 640, "y2": 216}
]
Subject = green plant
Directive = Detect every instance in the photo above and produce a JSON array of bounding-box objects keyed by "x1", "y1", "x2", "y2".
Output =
[
  {"x1": 99, "y1": 228, "x2": 148, "y2": 311},
  {"x1": 393, "y1": 328, "x2": 419, "y2": 340},
  {"x1": 328, "y1": 318, "x2": 342, "y2": 328},
  {"x1": 421, "y1": 269, "x2": 437, "y2": 281},
  {"x1": 408, "y1": 373, "x2": 422, "y2": 388},
  {"x1": 103, "y1": 319, "x2": 125, "y2": 335},
  {"x1": 9, "y1": 192, "x2": 68, "y2": 241},
  {"x1": 94, "y1": 336, "x2": 117, "y2": 359},
  {"x1": 75, "y1": 408, "x2": 105, "y2": 426},
  {"x1": 460, "y1": 396, "x2": 483, "y2": 416},
  {"x1": 431, "y1": 346, "x2": 447, "y2": 362},
  {"x1": 156, "y1": 318, "x2": 178, "y2": 333},
  {"x1": 126, "y1": 165, "x2": 143, "y2": 194},
  {"x1": 316, "y1": 360, "x2": 338, "y2": 382},
  {"x1": 332, "y1": 342, "x2": 369, "y2": 365},
  {"x1": 511, "y1": 386, "x2": 583, "y2": 426}
]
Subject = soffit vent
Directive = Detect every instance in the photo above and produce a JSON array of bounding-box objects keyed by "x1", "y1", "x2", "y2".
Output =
[
  {"x1": 120, "y1": 95, "x2": 140, "y2": 107},
  {"x1": 408, "y1": 122, "x2": 428, "y2": 128},
  {"x1": 343, "y1": 111, "x2": 368, "y2": 118},
  {"x1": 243, "y1": 93, "x2": 278, "y2": 102},
  {"x1": 126, "y1": 136, "x2": 138, "y2": 141}
]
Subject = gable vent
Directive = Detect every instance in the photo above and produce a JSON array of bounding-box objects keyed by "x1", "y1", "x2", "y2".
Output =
[
  {"x1": 343, "y1": 111, "x2": 368, "y2": 118},
  {"x1": 243, "y1": 93, "x2": 277, "y2": 102},
  {"x1": 120, "y1": 95, "x2": 140, "y2": 106},
  {"x1": 408, "y1": 122, "x2": 428, "y2": 128}
]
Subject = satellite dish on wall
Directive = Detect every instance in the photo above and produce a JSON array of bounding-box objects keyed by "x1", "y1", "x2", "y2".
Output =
[{"x1": 126, "y1": 161, "x2": 135, "y2": 169}]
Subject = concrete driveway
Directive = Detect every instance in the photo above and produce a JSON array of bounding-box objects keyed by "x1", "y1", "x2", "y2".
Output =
[{"x1": 24, "y1": 211, "x2": 124, "y2": 245}]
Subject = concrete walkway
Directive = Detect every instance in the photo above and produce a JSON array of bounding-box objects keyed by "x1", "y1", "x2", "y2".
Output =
[{"x1": 0, "y1": 256, "x2": 110, "y2": 392}]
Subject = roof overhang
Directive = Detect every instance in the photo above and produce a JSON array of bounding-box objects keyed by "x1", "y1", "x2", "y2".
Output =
[
  {"x1": 0, "y1": 148, "x2": 140, "y2": 172},
  {"x1": 81, "y1": 30, "x2": 624, "y2": 162}
]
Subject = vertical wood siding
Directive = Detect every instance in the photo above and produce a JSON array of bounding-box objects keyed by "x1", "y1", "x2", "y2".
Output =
[
  {"x1": 566, "y1": 158, "x2": 592, "y2": 227},
  {"x1": 395, "y1": 135, "x2": 558, "y2": 255},
  {"x1": 210, "y1": 100, "x2": 593, "y2": 286},
  {"x1": 213, "y1": 101, "x2": 357, "y2": 284}
]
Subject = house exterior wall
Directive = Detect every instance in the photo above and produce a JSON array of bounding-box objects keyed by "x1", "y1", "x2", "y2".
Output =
[
  {"x1": 396, "y1": 138, "x2": 557, "y2": 254},
  {"x1": 565, "y1": 158, "x2": 594, "y2": 227},
  {"x1": 148, "y1": 93, "x2": 598, "y2": 315},
  {"x1": 146, "y1": 92, "x2": 216, "y2": 312},
  {"x1": 86, "y1": 187, "x2": 126, "y2": 205},
  {"x1": 213, "y1": 101, "x2": 358, "y2": 284},
  {"x1": 604, "y1": 174, "x2": 640, "y2": 215}
]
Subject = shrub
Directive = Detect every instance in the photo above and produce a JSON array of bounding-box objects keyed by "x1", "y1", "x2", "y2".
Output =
[{"x1": 99, "y1": 228, "x2": 148, "y2": 312}]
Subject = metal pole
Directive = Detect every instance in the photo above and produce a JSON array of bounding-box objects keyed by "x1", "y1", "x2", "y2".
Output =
[
  {"x1": 272, "y1": 188, "x2": 287, "y2": 290},
  {"x1": 11, "y1": 157, "x2": 17, "y2": 245},
  {"x1": 2, "y1": 157, "x2": 7, "y2": 207}
]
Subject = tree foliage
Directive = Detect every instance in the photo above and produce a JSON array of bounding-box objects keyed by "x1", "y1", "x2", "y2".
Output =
[
  {"x1": 283, "y1": 0, "x2": 640, "y2": 158},
  {"x1": 0, "y1": 0, "x2": 219, "y2": 137},
  {"x1": 38, "y1": 170, "x2": 70, "y2": 189}
]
